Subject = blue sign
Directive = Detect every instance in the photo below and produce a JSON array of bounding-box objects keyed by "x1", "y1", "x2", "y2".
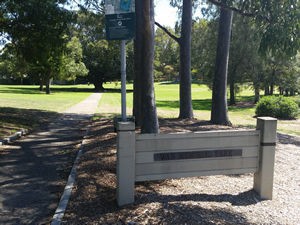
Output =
[
  {"x1": 105, "y1": 0, "x2": 135, "y2": 40},
  {"x1": 120, "y1": 0, "x2": 132, "y2": 12}
]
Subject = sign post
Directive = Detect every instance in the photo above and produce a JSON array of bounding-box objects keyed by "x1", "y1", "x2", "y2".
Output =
[
  {"x1": 105, "y1": 0, "x2": 135, "y2": 122},
  {"x1": 120, "y1": 40, "x2": 126, "y2": 122}
]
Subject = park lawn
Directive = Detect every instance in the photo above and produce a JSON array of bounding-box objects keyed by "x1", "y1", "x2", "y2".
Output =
[
  {"x1": 0, "y1": 85, "x2": 94, "y2": 139},
  {"x1": 100, "y1": 82, "x2": 300, "y2": 136},
  {"x1": 1, "y1": 83, "x2": 298, "y2": 139},
  {"x1": 0, "y1": 85, "x2": 93, "y2": 112},
  {"x1": 100, "y1": 83, "x2": 211, "y2": 116}
]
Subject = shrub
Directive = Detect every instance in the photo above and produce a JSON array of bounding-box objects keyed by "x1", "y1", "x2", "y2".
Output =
[{"x1": 255, "y1": 96, "x2": 299, "y2": 119}]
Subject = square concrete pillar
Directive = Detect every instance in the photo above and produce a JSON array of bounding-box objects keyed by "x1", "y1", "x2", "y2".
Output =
[
  {"x1": 254, "y1": 117, "x2": 277, "y2": 200},
  {"x1": 116, "y1": 122, "x2": 135, "y2": 206}
]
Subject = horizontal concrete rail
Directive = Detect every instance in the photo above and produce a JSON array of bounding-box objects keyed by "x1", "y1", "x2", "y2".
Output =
[{"x1": 135, "y1": 130, "x2": 260, "y2": 182}]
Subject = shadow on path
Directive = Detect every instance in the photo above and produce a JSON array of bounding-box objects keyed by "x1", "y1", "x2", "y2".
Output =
[
  {"x1": 277, "y1": 133, "x2": 300, "y2": 146},
  {"x1": 0, "y1": 114, "x2": 90, "y2": 224},
  {"x1": 0, "y1": 86, "x2": 94, "y2": 95},
  {"x1": 0, "y1": 93, "x2": 102, "y2": 224}
]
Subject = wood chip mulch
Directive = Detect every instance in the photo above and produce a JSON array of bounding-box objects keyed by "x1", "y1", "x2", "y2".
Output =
[{"x1": 62, "y1": 118, "x2": 300, "y2": 225}]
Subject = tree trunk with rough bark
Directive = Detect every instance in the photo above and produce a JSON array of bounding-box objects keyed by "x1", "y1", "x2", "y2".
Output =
[
  {"x1": 45, "y1": 77, "x2": 51, "y2": 94},
  {"x1": 254, "y1": 84, "x2": 260, "y2": 103},
  {"x1": 133, "y1": 0, "x2": 143, "y2": 127},
  {"x1": 211, "y1": 6, "x2": 233, "y2": 125},
  {"x1": 93, "y1": 80, "x2": 104, "y2": 92},
  {"x1": 179, "y1": 0, "x2": 193, "y2": 119},
  {"x1": 229, "y1": 64, "x2": 238, "y2": 105},
  {"x1": 140, "y1": 0, "x2": 159, "y2": 133},
  {"x1": 264, "y1": 86, "x2": 270, "y2": 95},
  {"x1": 229, "y1": 79, "x2": 235, "y2": 105},
  {"x1": 39, "y1": 78, "x2": 44, "y2": 92}
]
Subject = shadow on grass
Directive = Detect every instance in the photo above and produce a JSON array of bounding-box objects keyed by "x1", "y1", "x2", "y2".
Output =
[
  {"x1": 156, "y1": 99, "x2": 212, "y2": 111},
  {"x1": 101, "y1": 88, "x2": 133, "y2": 93},
  {"x1": 229, "y1": 96, "x2": 256, "y2": 112},
  {"x1": 157, "y1": 96, "x2": 256, "y2": 113},
  {"x1": 0, "y1": 86, "x2": 95, "y2": 95},
  {"x1": 92, "y1": 113, "x2": 119, "y2": 121},
  {"x1": 0, "y1": 87, "x2": 42, "y2": 95},
  {"x1": 235, "y1": 95, "x2": 255, "y2": 103},
  {"x1": 0, "y1": 107, "x2": 60, "y2": 139}
]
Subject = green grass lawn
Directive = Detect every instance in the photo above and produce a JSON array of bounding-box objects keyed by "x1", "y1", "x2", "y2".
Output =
[
  {"x1": 0, "y1": 84, "x2": 94, "y2": 139},
  {"x1": 0, "y1": 83, "x2": 299, "y2": 139},
  {"x1": 100, "y1": 82, "x2": 300, "y2": 136},
  {"x1": 0, "y1": 84, "x2": 94, "y2": 112}
]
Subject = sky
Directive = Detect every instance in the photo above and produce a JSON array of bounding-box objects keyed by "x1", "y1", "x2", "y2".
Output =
[
  {"x1": 0, "y1": 0, "x2": 201, "y2": 49},
  {"x1": 71, "y1": 0, "x2": 201, "y2": 28},
  {"x1": 155, "y1": 1, "x2": 203, "y2": 27},
  {"x1": 154, "y1": 0, "x2": 178, "y2": 27}
]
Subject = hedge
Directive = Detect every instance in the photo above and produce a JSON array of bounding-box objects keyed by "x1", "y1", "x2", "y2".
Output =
[{"x1": 255, "y1": 96, "x2": 299, "y2": 119}]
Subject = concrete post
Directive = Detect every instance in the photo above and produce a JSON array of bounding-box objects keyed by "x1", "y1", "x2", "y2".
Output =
[
  {"x1": 116, "y1": 121, "x2": 135, "y2": 206},
  {"x1": 254, "y1": 117, "x2": 277, "y2": 200}
]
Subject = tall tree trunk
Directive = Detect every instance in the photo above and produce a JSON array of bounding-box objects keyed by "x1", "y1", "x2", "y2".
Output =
[
  {"x1": 254, "y1": 84, "x2": 260, "y2": 103},
  {"x1": 229, "y1": 79, "x2": 235, "y2": 105},
  {"x1": 210, "y1": 6, "x2": 233, "y2": 125},
  {"x1": 270, "y1": 69, "x2": 275, "y2": 95},
  {"x1": 264, "y1": 86, "x2": 270, "y2": 95},
  {"x1": 39, "y1": 78, "x2": 43, "y2": 91},
  {"x1": 253, "y1": 73, "x2": 261, "y2": 103},
  {"x1": 93, "y1": 81, "x2": 104, "y2": 92},
  {"x1": 154, "y1": 0, "x2": 193, "y2": 119},
  {"x1": 270, "y1": 84, "x2": 274, "y2": 95},
  {"x1": 179, "y1": 0, "x2": 193, "y2": 119},
  {"x1": 279, "y1": 87, "x2": 282, "y2": 95},
  {"x1": 45, "y1": 77, "x2": 51, "y2": 94},
  {"x1": 229, "y1": 65, "x2": 237, "y2": 105},
  {"x1": 133, "y1": 0, "x2": 143, "y2": 127},
  {"x1": 285, "y1": 89, "x2": 289, "y2": 96},
  {"x1": 140, "y1": 0, "x2": 159, "y2": 134}
]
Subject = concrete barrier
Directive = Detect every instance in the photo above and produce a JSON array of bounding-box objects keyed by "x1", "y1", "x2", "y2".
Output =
[{"x1": 116, "y1": 117, "x2": 277, "y2": 206}]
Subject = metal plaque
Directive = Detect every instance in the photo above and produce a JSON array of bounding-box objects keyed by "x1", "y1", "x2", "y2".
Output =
[{"x1": 154, "y1": 149, "x2": 243, "y2": 161}]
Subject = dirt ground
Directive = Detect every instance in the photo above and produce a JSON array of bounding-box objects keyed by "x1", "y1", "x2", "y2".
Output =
[{"x1": 62, "y1": 118, "x2": 300, "y2": 225}]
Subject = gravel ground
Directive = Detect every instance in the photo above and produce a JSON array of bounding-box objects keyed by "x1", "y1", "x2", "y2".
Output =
[{"x1": 62, "y1": 118, "x2": 300, "y2": 225}]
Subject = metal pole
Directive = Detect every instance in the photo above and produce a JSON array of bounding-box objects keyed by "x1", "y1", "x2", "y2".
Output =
[{"x1": 121, "y1": 40, "x2": 127, "y2": 121}]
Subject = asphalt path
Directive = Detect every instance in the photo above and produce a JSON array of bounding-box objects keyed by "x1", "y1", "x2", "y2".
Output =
[{"x1": 0, "y1": 93, "x2": 102, "y2": 225}]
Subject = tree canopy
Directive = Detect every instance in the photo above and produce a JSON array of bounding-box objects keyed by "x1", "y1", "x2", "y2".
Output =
[
  {"x1": 1, "y1": 0, "x2": 72, "y2": 93},
  {"x1": 0, "y1": 0, "x2": 299, "y2": 128},
  {"x1": 207, "y1": 0, "x2": 300, "y2": 57},
  {"x1": 73, "y1": 10, "x2": 122, "y2": 91}
]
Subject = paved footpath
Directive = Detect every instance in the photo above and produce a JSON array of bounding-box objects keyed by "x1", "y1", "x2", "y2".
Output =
[{"x1": 0, "y1": 93, "x2": 102, "y2": 225}]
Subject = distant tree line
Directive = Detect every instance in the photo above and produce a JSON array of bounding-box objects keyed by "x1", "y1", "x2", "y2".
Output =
[{"x1": 0, "y1": 0, "x2": 299, "y2": 132}]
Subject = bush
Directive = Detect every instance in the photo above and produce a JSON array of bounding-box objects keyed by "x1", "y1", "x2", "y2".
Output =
[{"x1": 255, "y1": 96, "x2": 299, "y2": 119}]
